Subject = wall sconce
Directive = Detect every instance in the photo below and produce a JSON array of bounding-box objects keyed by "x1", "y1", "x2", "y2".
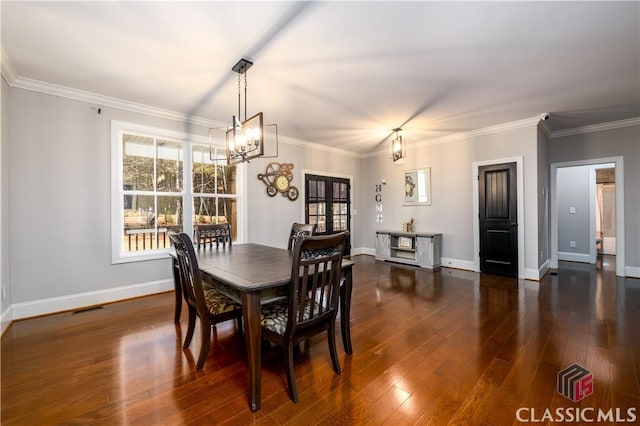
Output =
[{"x1": 391, "y1": 128, "x2": 405, "y2": 162}]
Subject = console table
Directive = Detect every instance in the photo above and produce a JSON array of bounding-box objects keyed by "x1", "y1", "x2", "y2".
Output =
[{"x1": 375, "y1": 230, "x2": 442, "y2": 270}]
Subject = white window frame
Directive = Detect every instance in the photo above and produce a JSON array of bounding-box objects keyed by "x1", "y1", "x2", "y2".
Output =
[{"x1": 110, "y1": 120, "x2": 245, "y2": 264}]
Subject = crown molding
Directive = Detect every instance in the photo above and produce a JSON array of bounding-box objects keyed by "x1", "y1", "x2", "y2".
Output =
[
  {"x1": 549, "y1": 117, "x2": 640, "y2": 139},
  {"x1": 7, "y1": 75, "x2": 363, "y2": 158},
  {"x1": 538, "y1": 120, "x2": 552, "y2": 138},
  {"x1": 1, "y1": 46, "x2": 17, "y2": 85},
  {"x1": 276, "y1": 133, "x2": 362, "y2": 159},
  {"x1": 6, "y1": 70, "x2": 637, "y2": 158},
  {"x1": 10, "y1": 76, "x2": 230, "y2": 129}
]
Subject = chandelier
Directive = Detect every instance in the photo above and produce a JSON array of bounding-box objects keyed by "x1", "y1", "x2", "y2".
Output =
[{"x1": 226, "y1": 58, "x2": 264, "y2": 164}]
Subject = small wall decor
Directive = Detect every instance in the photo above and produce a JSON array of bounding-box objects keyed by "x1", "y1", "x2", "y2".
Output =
[
  {"x1": 402, "y1": 218, "x2": 414, "y2": 232},
  {"x1": 257, "y1": 162, "x2": 299, "y2": 201},
  {"x1": 404, "y1": 168, "x2": 431, "y2": 205},
  {"x1": 375, "y1": 181, "x2": 385, "y2": 222}
]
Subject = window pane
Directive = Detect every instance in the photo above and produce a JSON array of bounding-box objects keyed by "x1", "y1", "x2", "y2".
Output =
[
  {"x1": 192, "y1": 145, "x2": 236, "y2": 195},
  {"x1": 158, "y1": 196, "x2": 183, "y2": 227},
  {"x1": 157, "y1": 196, "x2": 183, "y2": 249},
  {"x1": 156, "y1": 139, "x2": 183, "y2": 192},
  {"x1": 123, "y1": 195, "x2": 155, "y2": 252},
  {"x1": 123, "y1": 134, "x2": 154, "y2": 191}
]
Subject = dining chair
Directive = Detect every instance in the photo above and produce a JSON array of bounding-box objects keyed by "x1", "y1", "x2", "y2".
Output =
[
  {"x1": 194, "y1": 223, "x2": 232, "y2": 250},
  {"x1": 169, "y1": 232, "x2": 243, "y2": 369},
  {"x1": 261, "y1": 231, "x2": 347, "y2": 402},
  {"x1": 287, "y1": 222, "x2": 317, "y2": 250}
]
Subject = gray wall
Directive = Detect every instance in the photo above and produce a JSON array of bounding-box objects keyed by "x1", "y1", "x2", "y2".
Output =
[
  {"x1": 7, "y1": 88, "x2": 194, "y2": 305},
  {"x1": 4, "y1": 85, "x2": 364, "y2": 318},
  {"x1": 549, "y1": 125, "x2": 640, "y2": 270},
  {"x1": 245, "y1": 141, "x2": 361, "y2": 250},
  {"x1": 360, "y1": 123, "x2": 542, "y2": 278},
  {"x1": 556, "y1": 166, "x2": 591, "y2": 257},
  {"x1": 3, "y1": 81, "x2": 638, "y2": 321}
]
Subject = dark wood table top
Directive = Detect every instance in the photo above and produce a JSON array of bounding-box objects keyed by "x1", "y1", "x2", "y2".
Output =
[{"x1": 194, "y1": 243, "x2": 354, "y2": 292}]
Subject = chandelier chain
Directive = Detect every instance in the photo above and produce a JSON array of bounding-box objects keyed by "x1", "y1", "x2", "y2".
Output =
[
  {"x1": 244, "y1": 72, "x2": 248, "y2": 121},
  {"x1": 237, "y1": 73, "x2": 241, "y2": 120}
]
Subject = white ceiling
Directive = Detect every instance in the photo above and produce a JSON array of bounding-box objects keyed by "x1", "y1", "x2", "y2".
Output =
[{"x1": 2, "y1": 1, "x2": 639, "y2": 154}]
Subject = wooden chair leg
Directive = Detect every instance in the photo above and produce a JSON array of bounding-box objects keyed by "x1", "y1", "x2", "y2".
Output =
[
  {"x1": 328, "y1": 322, "x2": 341, "y2": 374},
  {"x1": 285, "y1": 340, "x2": 299, "y2": 403},
  {"x1": 196, "y1": 319, "x2": 212, "y2": 370},
  {"x1": 183, "y1": 307, "x2": 197, "y2": 349}
]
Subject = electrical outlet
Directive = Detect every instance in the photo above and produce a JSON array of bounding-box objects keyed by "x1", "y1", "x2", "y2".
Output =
[{"x1": 570, "y1": 241, "x2": 576, "y2": 248}]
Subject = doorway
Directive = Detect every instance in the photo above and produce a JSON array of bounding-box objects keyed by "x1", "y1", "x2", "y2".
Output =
[
  {"x1": 550, "y1": 157, "x2": 625, "y2": 277},
  {"x1": 594, "y1": 165, "x2": 616, "y2": 256}
]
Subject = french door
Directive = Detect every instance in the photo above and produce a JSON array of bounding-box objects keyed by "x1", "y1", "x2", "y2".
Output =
[{"x1": 305, "y1": 174, "x2": 351, "y2": 253}]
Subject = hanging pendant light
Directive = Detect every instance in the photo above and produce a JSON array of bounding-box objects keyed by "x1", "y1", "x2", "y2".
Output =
[
  {"x1": 391, "y1": 127, "x2": 405, "y2": 162},
  {"x1": 225, "y1": 58, "x2": 264, "y2": 165}
]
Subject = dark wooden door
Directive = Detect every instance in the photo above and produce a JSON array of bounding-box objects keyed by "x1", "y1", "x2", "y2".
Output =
[{"x1": 479, "y1": 162, "x2": 518, "y2": 277}]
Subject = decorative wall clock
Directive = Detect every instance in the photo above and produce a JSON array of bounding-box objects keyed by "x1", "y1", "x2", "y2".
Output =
[{"x1": 257, "y1": 162, "x2": 299, "y2": 201}]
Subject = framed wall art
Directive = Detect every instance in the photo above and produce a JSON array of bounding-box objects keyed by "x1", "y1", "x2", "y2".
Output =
[{"x1": 403, "y1": 168, "x2": 431, "y2": 206}]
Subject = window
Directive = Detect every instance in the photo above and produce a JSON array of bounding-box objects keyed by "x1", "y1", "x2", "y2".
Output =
[{"x1": 111, "y1": 121, "x2": 241, "y2": 263}]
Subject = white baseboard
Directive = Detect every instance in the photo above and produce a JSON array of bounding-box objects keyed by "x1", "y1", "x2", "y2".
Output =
[
  {"x1": 353, "y1": 247, "x2": 376, "y2": 256},
  {"x1": 539, "y1": 259, "x2": 550, "y2": 279},
  {"x1": 1, "y1": 305, "x2": 13, "y2": 335},
  {"x1": 11, "y1": 278, "x2": 174, "y2": 321},
  {"x1": 626, "y1": 266, "x2": 640, "y2": 279},
  {"x1": 523, "y1": 260, "x2": 550, "y2": 281},
  {"x1": 558, "y1": 251, "x2": 591, "y2": 263},
  {"x1": 440, "y1": 258, "x2": 476, "y2": 271}
]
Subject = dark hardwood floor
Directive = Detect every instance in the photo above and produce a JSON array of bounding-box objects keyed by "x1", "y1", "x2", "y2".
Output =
[{"x1": 2, "y1": 255, "x2": 639, "y2": 425}]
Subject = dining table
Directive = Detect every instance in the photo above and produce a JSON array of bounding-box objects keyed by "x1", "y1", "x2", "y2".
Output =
[{"x1": 170, "y1": 243, "x2": 354, "y2": 412}]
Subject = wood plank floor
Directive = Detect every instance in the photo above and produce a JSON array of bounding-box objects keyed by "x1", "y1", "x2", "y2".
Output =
[{"x1": 2, "y1": 255, "x2": 639, "y2": 425}]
